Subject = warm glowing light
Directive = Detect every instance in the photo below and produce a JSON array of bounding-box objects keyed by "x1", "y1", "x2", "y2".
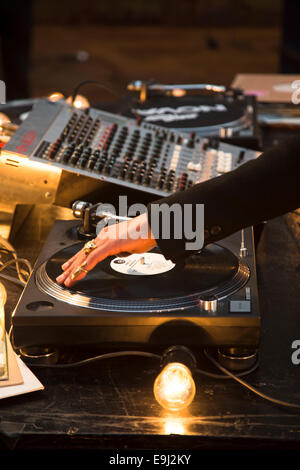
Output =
[
  {"x1": 154, "y1": 362, "x2": 196, "y2": 412},
  {"x1": 66, "y1": 94, "x2": 90, "y2": 109},
  {"x1": 164, "y1": 417, "x2": 186, "y2": 435},
  {"x1": 48, "y1": 92, "x2": 64, "y2": 102},
  {"x1": 0, "y1": 282, "x2": 7, "y2": 309},
  {"x1": 171, "y1": 88, "x2": 186, "y2": 97},
  {"x1": 0, "y1": 282, "x2": 7, "y2": 352},
  {"x1": 0, "y1": 113, "x2": 11, "y2": 127}
]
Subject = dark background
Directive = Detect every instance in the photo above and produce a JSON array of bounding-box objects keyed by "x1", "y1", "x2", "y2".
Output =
[{"x1": 0, "y1": 0, "x2": 287, "y2": 102}]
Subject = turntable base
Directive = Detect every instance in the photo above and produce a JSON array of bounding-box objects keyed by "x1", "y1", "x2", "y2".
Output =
[{"x1": 12, "y1": 220, "x2": 260, "y2": 351}]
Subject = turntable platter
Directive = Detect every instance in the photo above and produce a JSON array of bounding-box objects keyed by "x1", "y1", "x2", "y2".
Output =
[
  {"x1": 122, "y1": 96, "x2": 250, "y2": 135},
  {"x1": 35, "y1": 243, "x2": 250, "y2": 313}
]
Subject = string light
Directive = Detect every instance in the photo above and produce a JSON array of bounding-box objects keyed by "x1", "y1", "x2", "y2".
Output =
[
  {"x1": 66, "y1": 94, "x2": 90, "y2": 109},
  {"x1": 153, "y1": 346, "x2": 197, "y2": 412},
  {"x1": 48, "y1": 92, "x2": 64, "y2": 102},
  {"x1": 154, "y1": 362, "x2": 196, "y2": 412},
  {"x1": 0, "y1": 113, "x2": 10, "y2": 127}
]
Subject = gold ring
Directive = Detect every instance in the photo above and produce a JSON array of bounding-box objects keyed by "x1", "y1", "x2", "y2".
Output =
[
  {"x1": 83, "y1": 239, "x2": 97, "y2": 255},
  {"x1": 71, "y1": 265, "x2": 89, "y2": 280}
]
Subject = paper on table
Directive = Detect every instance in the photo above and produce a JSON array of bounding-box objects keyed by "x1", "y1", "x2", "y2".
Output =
[
  {"x1": 0, "y1": 334, "x2": 23, "y2": 387},
  {"x1": 0, "y1": 354, "x2": 44, "y2": 399}
]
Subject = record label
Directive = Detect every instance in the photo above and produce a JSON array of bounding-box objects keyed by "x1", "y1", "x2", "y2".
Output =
[{"x1": 110, "y1": 253, "x2": 175, "y2": 276}]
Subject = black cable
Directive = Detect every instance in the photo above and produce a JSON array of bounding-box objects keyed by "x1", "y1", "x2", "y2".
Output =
[
  {"x1": 24, "y1": 350, "x2": 162, "y2": 368},
  {"x1": 195, "y1": 360, "x2": 259, "y2": 380},
  {"x1": 204, "y1": 349, "x2": 300, "y2": 411},
  {"x1": 19, "y1": 341, "x2": 300, "y2": 411},
  {"x1": 71, "y1": 80, "x2": 121, "y2": 105}
]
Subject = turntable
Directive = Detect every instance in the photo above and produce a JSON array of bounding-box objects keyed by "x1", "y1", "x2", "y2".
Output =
[
  {"x1": 125, "y1": 81, "x2": 260, "y2": 149},
  {"x1": 12, "y1": 204, "x2": 260, "y2": 353}
]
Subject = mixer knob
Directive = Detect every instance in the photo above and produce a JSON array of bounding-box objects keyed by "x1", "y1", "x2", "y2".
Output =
[
  {"x1": 78, "y1": 155, "x2": 89, "y2": 168},
  {"x1": 119, "y1": 127, "x2": 128, "y2": 136},
  {"x1": 69, "y1": 151, "x2": 81, "y2": 166},
  {"x1": 94, "y1": 159, "x2": 105, "y2": 173},
  {"x1": 103, "y1": 157, "x2": 115, "y2": 175},
  {"x1": 157, "y1": 176, "x2": 165, "y2": 189},
  {"x1": 127, "y1": 144, "x2": 136, "y2": 152},
  {"x1": 86, "y1": 155, "x2": 98, "y2": 170},
  {"x1": 93, "y1": 149, "x2": 101, "y2": 158},
  {"x1": 136, "y1": 172, "x2": 144, "y2": 183}
]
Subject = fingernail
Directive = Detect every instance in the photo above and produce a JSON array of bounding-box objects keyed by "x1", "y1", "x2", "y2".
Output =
[
  {"x1": 62, "y1": 262, "x2": 69, "y2": 270},
  {"x1": 56, "y1": 274, "x2": 64, "y2": 282}
]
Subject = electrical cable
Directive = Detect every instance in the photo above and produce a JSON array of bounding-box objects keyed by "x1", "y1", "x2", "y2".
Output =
[
  {"x1": 204, "y1": 349, "x2": 300, "y2": 411},
  {"x1": 0, "y1": 272, "x2": 25, "y2": 287},
  {"x1": 0, "y1": 236, "x2": 32, "y2": 284},
  {"x1": 0, "y1": 257, "x2": 32, "y2": 276},
  {"x1": 195, "y1": 360, "x2": 259, "y2": 380},
  {"x1": 71, "y1": 80, "x2": 121, "y2": 106},
  {"x1": 22, "y1": 350, "x2": 162, "y2": 368}
]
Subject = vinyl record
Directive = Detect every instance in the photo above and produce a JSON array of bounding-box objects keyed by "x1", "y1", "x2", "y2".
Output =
[
  {"x1": 122, "y1": 96, "x2": 250, "y2": 134},
  {"x1": 35, "y1": 242, "x2": 250, "y2": 312}
]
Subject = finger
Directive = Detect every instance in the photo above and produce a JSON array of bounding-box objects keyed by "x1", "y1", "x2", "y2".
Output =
[
  {"x1": 64, "y1": 262, "x2": 89, "y2": 287},
  {"x1": 64, "y1": 239, "x2": 113, "y2": 287},
  {"x1": 57, "y1": 251, "x2": 87, "y2": 284},
  {"x1": 63, "y1": 258, "x2": 95, "y2": 287},
  {"x1": 61, "y1": 245, "x2": 86, "y2": 270},
  {"x1": 61, "y1": 237, "x2": 101, "y2": 271},
  {"x1": 56, "y1": 267, "x2": 73, "y2": 284}
]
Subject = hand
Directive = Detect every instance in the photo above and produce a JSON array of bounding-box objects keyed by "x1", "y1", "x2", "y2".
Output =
[{"x1": 56, "y1": 212, "x2": 156, "y2": 287}]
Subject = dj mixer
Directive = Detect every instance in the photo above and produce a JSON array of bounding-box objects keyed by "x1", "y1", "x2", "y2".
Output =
[{"x1": 3, "y1": 99, "x2": 259, "y2": 199}]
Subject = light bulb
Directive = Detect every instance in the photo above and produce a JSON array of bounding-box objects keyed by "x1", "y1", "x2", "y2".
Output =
[
  {"x1": 48, "y1": 92, "x2": 64, "y2": 102},
  {"x1": 66, "y1": 94, "x2": 90, "y2": 109},
  {"x1": 171, "y1": 88, "x2": 186, "y2": 97},
  {"x1": 154, "y1": 362, "x2": 196, "y2": 412},
  {"x1": 0, "y1": 112, "x2": 11, "y2": 127}
]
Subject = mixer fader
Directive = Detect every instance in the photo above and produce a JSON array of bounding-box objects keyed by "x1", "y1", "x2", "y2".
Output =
[{"x1": 4, "y1": 100, "x2": 259, "y2": 197}]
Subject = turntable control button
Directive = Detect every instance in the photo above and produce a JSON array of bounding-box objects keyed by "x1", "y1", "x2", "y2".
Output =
[{"x1": 199, "y1": 296, "x2": 218, "y2": 313}]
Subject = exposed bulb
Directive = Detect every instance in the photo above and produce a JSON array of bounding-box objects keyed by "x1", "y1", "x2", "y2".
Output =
[
  {"x1": 48, "y1": 92, "x2": 64, "y2": 102},
  {"x1": 171, "y1": 88, "x2": 186, "y2": 97},
  {"x1": 0, "y1": 113, "x2": 11, "y2": 127},
  {"x1": 66, "y1": 94, "x2": 90, "y2": 109},
  {"x1": 154, "y1": 362, "x2": 196, "y2": 412}
]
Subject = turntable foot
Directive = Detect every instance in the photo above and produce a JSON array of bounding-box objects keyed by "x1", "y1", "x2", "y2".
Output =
[
  {"x1": 217, "y1": 347, "x2": 258, "y2": 372},
  {"x1": 19, "y1": 346, "x2": 59, "y2": 365}
]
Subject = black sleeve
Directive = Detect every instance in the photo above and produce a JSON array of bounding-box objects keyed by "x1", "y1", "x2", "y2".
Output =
[{"x1": 147, "y1": 135, "x2": 300, "y2": 262}]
